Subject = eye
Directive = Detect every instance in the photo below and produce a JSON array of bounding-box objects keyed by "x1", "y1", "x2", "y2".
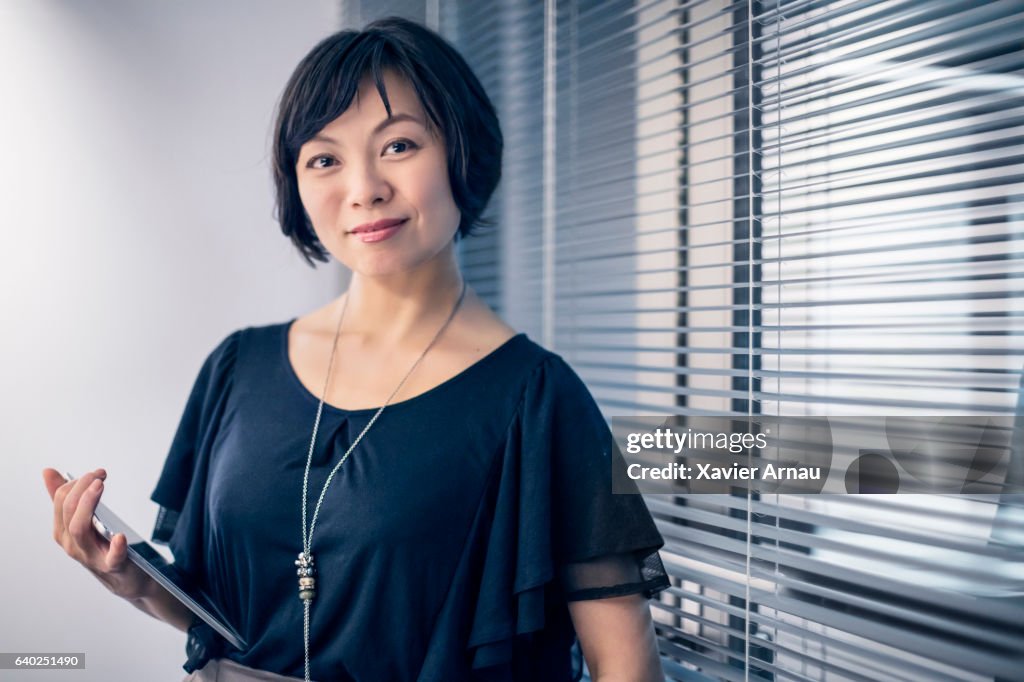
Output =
[
  {"x1": 306, "y1": 154, "x2": 337, "y2": 169},
  {"x1": 384, "y1": 139, "x2": 418, "y2": 155}
]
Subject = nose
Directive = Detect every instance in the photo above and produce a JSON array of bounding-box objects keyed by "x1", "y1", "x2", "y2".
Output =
[{"x1": 347, "y1": 161, "x2": 392, "y2": 208}]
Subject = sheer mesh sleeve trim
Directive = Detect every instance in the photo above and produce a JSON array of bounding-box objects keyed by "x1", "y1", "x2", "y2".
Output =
[
  {"x1": 561, "y1": 549, "x2": 669, "y2": 601},
  {"x1": 151, "y1": 507, "x2": 180, "y2": 546},
  {"x1": 466, "y1": 354, "x2": 669, "y2": 678},
  {"x1": 182, "y1": 615, "x2": 226, "y2": 674}
]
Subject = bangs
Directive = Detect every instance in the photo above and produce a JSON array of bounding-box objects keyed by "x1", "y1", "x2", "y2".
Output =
[{"x1": 280, "y1": 35, "x2": 443, "y2": 164}]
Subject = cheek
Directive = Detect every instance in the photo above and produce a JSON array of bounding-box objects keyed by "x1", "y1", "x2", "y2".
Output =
[
  {"x1": 297, "y1": 180, "x2": 339, "y2": 226},
  {"x1": 418, "y1": 172, "x2": 461, "y2": 231},
  {"x1": 296, "y1": 180, "x2": 315, "y2": 217}
]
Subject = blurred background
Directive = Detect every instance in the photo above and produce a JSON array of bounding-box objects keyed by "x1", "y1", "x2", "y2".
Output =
[{"x1": 3, "y1": 0, "x2": 1023, "y2": 680}]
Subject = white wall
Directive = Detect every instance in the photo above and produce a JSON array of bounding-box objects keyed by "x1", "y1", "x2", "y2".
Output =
[{"x1": 0, "y1": 1, "x2": 342, "y2": 679}]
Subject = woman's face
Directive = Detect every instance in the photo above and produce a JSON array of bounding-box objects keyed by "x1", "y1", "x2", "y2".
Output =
[{"x1": 295, "y1": 70, "x2": 460, "y2": 278}]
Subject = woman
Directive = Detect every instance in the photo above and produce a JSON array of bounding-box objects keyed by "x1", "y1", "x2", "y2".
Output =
[{"x1": 43, "y1": 16, "x2": 668, "y2": 682}]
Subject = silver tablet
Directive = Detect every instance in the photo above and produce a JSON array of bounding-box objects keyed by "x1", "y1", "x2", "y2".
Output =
[{"x1": 83, "y1": 490, "x2": 247, "y2": 651}]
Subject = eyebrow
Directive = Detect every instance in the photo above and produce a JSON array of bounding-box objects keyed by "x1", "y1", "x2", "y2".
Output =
[{"x1": 310, "y1": 113, "x2": 425, "y2": 145}]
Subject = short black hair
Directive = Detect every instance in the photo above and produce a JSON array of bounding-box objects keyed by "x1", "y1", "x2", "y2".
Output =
[{"x1": 272, "y1": 16, "x2": 503, "y2": 267}]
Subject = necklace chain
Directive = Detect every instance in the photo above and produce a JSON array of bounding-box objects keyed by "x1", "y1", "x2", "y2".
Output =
[{"x1": 297, "y1": 281, "x2": 467, "y2": 682}]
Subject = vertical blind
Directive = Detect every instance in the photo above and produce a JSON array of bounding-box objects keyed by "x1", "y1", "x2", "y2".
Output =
[{"x1": 340, "y1": 1, "x2": 1024, "y2": 679}]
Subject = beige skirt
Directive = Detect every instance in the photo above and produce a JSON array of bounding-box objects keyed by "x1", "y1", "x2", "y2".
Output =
[{"x1": 182, "y1": 658, "x2": 307, "y2": 681}]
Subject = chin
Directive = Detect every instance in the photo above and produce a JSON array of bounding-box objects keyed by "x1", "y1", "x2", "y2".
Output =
[
  {"x1": 340, "y1": 241, "x2": 455, "y2": 278},
  {"x1": 343, "y1": 253, "x2": 420, "y2": 278}
]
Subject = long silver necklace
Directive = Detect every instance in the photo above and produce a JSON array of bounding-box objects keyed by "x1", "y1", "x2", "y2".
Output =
[{"x1": 296, "y1": 281, "x2": 467, "y2": 682}]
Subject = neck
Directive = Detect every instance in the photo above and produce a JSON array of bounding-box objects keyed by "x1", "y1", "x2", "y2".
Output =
[{"x1": 339, "y1": 246, "x2": 465, "y2": 346}]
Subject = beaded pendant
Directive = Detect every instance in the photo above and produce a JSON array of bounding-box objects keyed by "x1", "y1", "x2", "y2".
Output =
[{"x1": 295, "y1": 552, "x2": 317, "y2": 602}]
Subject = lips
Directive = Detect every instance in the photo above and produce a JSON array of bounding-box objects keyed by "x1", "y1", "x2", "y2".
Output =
[
  {"x1": 350, "y1": 218, "x2": 407, "y2": 244},
  {"x1": 350, "y1": 218, "x2": 407, "y2": 234}
]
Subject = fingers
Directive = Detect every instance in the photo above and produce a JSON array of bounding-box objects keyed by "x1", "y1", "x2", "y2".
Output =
[
  {"x1": 61, "y1": 473, "x2": 99, "y2": 538},
  {"x1": 50, "y1": 468, "x2": 106, "y2": 555},
  {"x1": 42, "y1": 468, "x2": 66, "y2": 500},
  {"x1": 51, "y1": 475, "x2": 77, "y2": 544},
  {"x1": 66, "y1": 476, "x2": 107, "y2": 561},
  {"x1": 47, "y1": 470, "x2": 74, "y2": 543}
]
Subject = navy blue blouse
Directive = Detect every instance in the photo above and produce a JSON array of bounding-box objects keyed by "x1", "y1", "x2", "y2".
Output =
[{"x1": 151, "y1": 320, "x2": 668, "y2": 681}]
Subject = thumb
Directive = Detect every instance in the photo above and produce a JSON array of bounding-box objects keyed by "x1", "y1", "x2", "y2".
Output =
[{"x1": 105, "y1": 532, "x2": 129, "y2": 572}]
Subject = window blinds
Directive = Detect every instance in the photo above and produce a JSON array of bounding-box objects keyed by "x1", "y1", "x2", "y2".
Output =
[{"x1": 343, "y1": 0, "x2": 1024, "y2": 679}]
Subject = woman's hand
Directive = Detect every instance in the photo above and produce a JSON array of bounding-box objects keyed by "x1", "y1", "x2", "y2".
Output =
[{"x1": 42, "y1": 468, "x2": 157, "y2": 602}]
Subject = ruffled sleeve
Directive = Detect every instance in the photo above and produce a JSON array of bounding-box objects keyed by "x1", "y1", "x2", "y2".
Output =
[
  {"x1": 149, "y1": 330, "x2": 241, "y2": 672},
  {"x1": 468, "y1": 355, "x2": 668, "y2": 679}
]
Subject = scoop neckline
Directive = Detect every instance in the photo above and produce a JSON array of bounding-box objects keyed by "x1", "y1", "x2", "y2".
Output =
[{"x1": 280, "y1": 318, "x2": 526, "y2": 416}]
